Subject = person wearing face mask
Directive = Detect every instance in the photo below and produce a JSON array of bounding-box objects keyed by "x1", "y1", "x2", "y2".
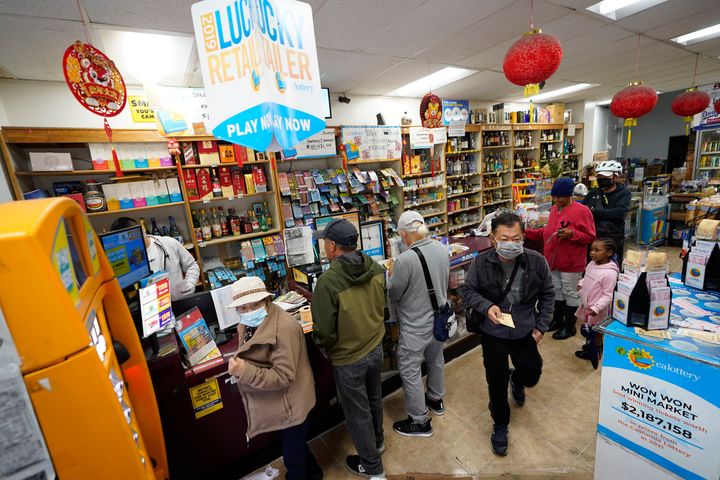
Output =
[
  {"x1": 226, "y1": 276, "x2": 322, "y2": 480},
  {"x1": 388, "y1": 211, "x2": 450, "y2": 438},
  {"x1": 582, "y1": 161, "x2": 631, "y2": 265},
  {"x1": 525, "y1": 178, "x2": 596, "y2": 340},
  {"x1": 463, "y1": 212, "x2": 554, "y2": 457}
]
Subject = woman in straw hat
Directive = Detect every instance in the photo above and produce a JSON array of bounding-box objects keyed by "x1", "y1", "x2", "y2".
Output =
[{"x1": 227, "y1": 276, "x2": 322, "y2": 480}]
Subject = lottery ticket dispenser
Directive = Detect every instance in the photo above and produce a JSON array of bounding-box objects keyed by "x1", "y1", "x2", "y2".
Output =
[{"x1": 0, "y1": 198, "x2": 167, "y2": 479}]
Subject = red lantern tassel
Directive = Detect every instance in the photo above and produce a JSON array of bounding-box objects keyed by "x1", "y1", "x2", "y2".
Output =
[{"x1": 104, "y1": 118, "x2": 123, "y2": 177}]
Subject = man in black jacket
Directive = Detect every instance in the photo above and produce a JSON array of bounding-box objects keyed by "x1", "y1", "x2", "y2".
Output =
[
  {"x1": 463, "y1": 212, "x2": 554, "y2": 456},
  {"x1": 582, "y1": 161, "x2": 632, "y2": 265}
]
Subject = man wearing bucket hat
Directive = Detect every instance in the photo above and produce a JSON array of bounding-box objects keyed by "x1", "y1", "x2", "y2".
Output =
[
  {"x1": 388, "y1": 211, "x2": 450, "y2": 438},
  {"x1": 311, "y1": 219, "x2": 388, "y2": 479},
  {"x1": 582, "y1": 161, "x2": 631, "y2": 265},
  {"x1": 226, "y1": 276, "x2": 322, "y2": 480}
]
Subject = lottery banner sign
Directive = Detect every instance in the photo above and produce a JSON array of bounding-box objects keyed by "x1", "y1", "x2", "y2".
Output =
[{"x1": 191, "y1": 0, "x2": 326, "y2": 151}]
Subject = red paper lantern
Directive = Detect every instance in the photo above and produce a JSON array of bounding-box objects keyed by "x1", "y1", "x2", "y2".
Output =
[
  {"x1": 610, "y1": 81, "x2": 658, "y2": 145},
  {"x1": 671, "y1": 88, "x2": 710, "y2": 135},
  {"x1": 503, "y1": 29, "x2": 563, "y2": 97}
]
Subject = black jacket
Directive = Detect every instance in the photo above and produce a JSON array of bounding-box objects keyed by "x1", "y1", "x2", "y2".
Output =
[
  {"x1": 463, "y1": 248, "x2": 554, "y2": 339},
  {"x1": 582, "y1": 184, "x2": 632, "y2": 242}
]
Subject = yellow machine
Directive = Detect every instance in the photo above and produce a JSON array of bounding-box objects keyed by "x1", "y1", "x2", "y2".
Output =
[{"x1": 0, "y1": 198, "x2": 168, "y2": 479}]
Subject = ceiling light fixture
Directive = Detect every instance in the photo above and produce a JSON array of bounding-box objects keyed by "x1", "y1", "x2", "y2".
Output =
[
  {"x1": 586, "y1": 0, "x2": 668, "y2": 20},
  {"x1": 672, "y1": 23, "x2": 720, "y2": 46},
  {"x1": 523, "y1": 83, "x2": 596, "y2": 102},
  {"x1": 387, "y1": 67, "x2": 476, "y2": 97},
  {"x1": 596, "y1": 99, "x2": 612, "y2": 106}
]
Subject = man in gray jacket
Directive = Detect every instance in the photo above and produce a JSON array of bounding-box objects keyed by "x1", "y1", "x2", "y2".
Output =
[
  {"x1": 388, "y1": 211, "x2": 449, "y2": 437},
  {"x1": 463, "y1": 211, "x2": 554, "y2": 456}
]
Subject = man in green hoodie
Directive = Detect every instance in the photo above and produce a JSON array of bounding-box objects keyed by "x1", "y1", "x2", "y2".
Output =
[{"x1": 311, "y1": 219, "x2": 388, "y2": 479}]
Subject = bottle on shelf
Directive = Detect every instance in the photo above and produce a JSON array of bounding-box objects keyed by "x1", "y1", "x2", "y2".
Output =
[
  {"x1": 217, "y1": 206, "x2": 230, "y2": 237},
  {"x1": 161, "y1": 225, "x2": 170, "y2": 237},
  {"x1": 150, "y1": 217, "x2": 161, "y2": 236},
  {"x1": 210, "y1": 207, "x2": 223, "y2": 238},
  {"x1": 139, "y1": 217, "x2": 149, "y2": 234},
  {"x1": 191, "y1": 211, "x2": 203, "y2": 242},
  {"x1": 258, "y1": 209, "x2": 268, "y2": 232},
  {"x1": 200, "y1": 209, "x2": 213, "y2": 241},
  {"x1": 263, "y1": 202, "x2": 273, "y2": 229},
  {"x1": 249, "y1": 210, "x2": 260, "y2": 232},
  {"x1": 84, "y1": 180, "x2": 107, "y2": 212},
  {"x1": 168, "y1": 216, "x2": 184, "y2": 244},
  {"x1": 241, "y1": 216, "x2": 253, "y2": 234},
  {"x1": 211, "y1": 168, "x2": 223, "y2": 198},
  {"x1": 228, "y1": 208, "x2": 241, "y2": 236}
]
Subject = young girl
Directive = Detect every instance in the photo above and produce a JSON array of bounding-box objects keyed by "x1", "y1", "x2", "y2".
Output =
[{"x1": 575, "y1": 238, "x2": 619, "y2": 368}]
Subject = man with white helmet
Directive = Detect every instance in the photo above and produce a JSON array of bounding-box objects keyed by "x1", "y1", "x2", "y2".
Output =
[
  {"x1": 582, "y1": 161, "x2": 632, "y2": 265},
  {"x1": 388, "y1": 210, "x2": 450, "y2": 438}
]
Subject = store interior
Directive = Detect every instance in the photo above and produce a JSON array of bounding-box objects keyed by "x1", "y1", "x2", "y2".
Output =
[{"x1": 1, "y1": 1, "x2": 720, "y2": 479}]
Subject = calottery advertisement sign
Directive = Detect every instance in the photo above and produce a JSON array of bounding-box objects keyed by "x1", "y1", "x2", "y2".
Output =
[
  {"x1": 191, "y1": 0, "x2": 325, "y2": 152},
  {"x1": 597, "y1": 324, "x2": 720, "y2": 480}
]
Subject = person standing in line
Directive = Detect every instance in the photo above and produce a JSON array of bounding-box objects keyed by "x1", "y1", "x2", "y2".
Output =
[
  {"x1": 311, "y1": 219, "x2": 388, "y2": 480},
  {"x1": 582, "y1": 161, "x2": 632, "y2": 265},
  {"x1": 525, "y1": 177, "x2": 596, "y2": 340},
  {"x1": 463, "y1": 212, "x2": 554, "y2": 456},
  {"x1": 388, "y1": 211, "x2": 450, "y2": 437}
]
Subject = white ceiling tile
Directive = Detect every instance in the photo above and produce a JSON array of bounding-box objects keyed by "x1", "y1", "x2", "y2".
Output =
[
  {"x1": 544, "y1": 0, "x2": 598, "y2": 9},
  {"x1": 615, "y1": 0, "x2": 717, "y2": 33},
  {"x1": 84, "y1": 0, "x2": 196, "y2": 34},
  {"x1": 645, "y1": 12, "x2": 720, "y2": 41},
  {"x1": 349, "y1": 59, "x2": 448, "y2": 96},
  {"x1": 0, "y1": 16, "x2": 87, "y2": 81},
  {"x1": 0, "y1": 0, "x2": 81, "y2": 21},
  {"x1": 318, "y1": 48, "x2": 403, "y2": 93}
]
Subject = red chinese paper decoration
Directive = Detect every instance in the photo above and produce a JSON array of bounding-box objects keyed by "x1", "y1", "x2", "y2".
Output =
[
  {"x1": 503, "y1": 29, "x2": 563, "y2": 97},
  {"x1": 420, "y1": 93, "x2": 442, "y2": 128},
  {"x1": 672, "y1": 88, "x2": 710, "y2": 135},
  {"x1": 715, "y1": 98, "x2": 720, "y2": 114},
  {"x1": 610, "y1": 81, "x2": 658, "y2": 146}
]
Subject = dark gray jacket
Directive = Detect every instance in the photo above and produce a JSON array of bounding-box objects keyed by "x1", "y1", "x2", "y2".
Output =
[{"x1": 463, "y1": 248, "x2": 554, "y2": 339}]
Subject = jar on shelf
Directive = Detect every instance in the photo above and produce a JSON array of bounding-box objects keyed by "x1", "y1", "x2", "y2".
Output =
[{"x1": 84, "y1": 180, "x2": 107, "y2": 212}]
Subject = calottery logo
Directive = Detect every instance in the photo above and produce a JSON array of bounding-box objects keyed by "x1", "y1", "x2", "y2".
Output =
[
  {"x1": 653, "y1": 305, "x2": 666, "y2": 316},
  {"x1": 627, "y1": 348, "x2": 654, "y2": 370},
  {"x1": 616, "y1": 299, "x2": 626, "y2": 310},
  {"x1": 690, "y1": 267, "x2": 701, "y2": 277}
]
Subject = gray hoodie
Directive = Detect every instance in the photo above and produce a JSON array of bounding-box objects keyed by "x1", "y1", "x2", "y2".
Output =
[{"x1": 388, "y1": 237, "x2": 450, "y2": 335}]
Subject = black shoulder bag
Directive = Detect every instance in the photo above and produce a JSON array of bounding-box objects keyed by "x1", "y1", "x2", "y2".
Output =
[
  {"x1": 466, "y1": 260, "x2": 520, "y2": 334},
  {"x1": 412, "y1": 247, "x2": 456, "y2": 342}
]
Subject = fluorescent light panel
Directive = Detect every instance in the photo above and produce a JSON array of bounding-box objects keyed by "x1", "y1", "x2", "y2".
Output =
[
  {"x1": 388, "y1": 67, "x2": 476, "y2": 97},
  {"x1": 525, "y1": 83, "x2": 596, "y2": 102},
  {"x1": 587, "y1": 0, "x2": 668, "y2": 20},
  {"x1": 672, "y1": 23, "x2": 720, "y2": 45}
]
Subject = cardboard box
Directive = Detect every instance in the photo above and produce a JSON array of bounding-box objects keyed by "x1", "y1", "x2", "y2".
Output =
[
  {"x1": 196, "y1": 167, "x2": 213, "y2": 199},
  {"x1": 115, "y1": 183, "x2": 133, "y2": 209},
  {"x1": 219, "y1": 166, "x2": 234, "y2": 197},
  {"x1": 165, "y1": 178, "x2": 183, "y2": 203},
  {"x1": 30, "y1": 152, "x2": 73, "y2": 171},
  {"x1": 63, "y1": 193, "x2": 86, "y2": 212},
  {"x1": 232, "y1": 170, "x2": 246, "y2": 196},
  {"x1": 233, "y1": 144, "x2": 248, "y2": 165},
  {"x1": 182, "y1": 169, "x2": 200, "y2": 200},
  {"x1": 546, "y1": 102, "x2": 565, "y2": 124},
  {"x1": 182, "y1": 142, "x2": 198, "y2": 165},
  {"x1": 218, "y1": 144, "x2": 235, "y2": 163},
  {"x1": 198, "y1": 141, "x2": 220, "y2": 165}
]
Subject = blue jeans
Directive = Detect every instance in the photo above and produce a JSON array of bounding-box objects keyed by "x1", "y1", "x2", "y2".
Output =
[
  {"x1": 279, "y1": 416, "x2": 323, "y2": 480},
  {"x1": 332, "y1": 343, "x2": 385, "y2": 476}
]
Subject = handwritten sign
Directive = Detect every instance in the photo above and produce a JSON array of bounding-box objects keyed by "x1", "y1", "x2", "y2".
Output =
[
  {"x1": 284, "y1": 128, "x2": 337, "y2": 158},
  {"x1": 150, "y1": 86, "x2": 210, "y2": 136},
  {"x1": 341, "y1": 126, "x2": 402, "y2": 161},
  {"x1": 409, "y1": 127, "x2": 447, "y2": 149}
]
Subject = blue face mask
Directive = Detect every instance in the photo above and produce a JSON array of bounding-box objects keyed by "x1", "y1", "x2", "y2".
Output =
[
  {"x1": 239, "y1": 306, "x2": 268, "y2": 327},
  {"x1": 496, "y1": 241, "x2": 524, "y2": 259}
]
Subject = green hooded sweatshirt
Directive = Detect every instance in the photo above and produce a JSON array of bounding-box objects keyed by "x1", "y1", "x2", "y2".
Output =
[{"x1": 311, "y1": 251, "x2": 387, "y2": 366}]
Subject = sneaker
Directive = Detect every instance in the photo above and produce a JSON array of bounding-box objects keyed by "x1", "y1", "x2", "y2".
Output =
[
  {"x1": 377, "y1": 441, "x2": 385, "y2": 455},
  {"x1": 345, "y1": 455, "x2": 386, "y2": 479},
  {"x1": 509, "y1": 368, "x2": 525, "y2": 407},
  {"x1": 491, "y1": 425, "x2": 509, "y2": 456},
  {"x1": 425, "y1": 395, "x2": 445, "y2": 416},
  {"x1": 392, "y1": 416, "x2": 433, "y2": 437}
]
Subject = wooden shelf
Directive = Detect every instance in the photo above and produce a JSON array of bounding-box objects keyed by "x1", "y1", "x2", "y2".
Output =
[
  {"x1": 701, "y1": 151, "x2": 720, "y2": 155},
  {"x1": 402, "y1": 171, "x2": 439, "y2": 179},
  {"x1": 448, "y1": 189, "x2": 482, "y2": 199},
  {"x1": 482, "y1": 145, "x2": 511, "y2": 149},
  {"x1": 15, "y1": 166, "x2": 178, "y2": 177},
  {"x1": 514, "y1": 167, "x2": 535, "y2": 172},
  {"x1": 447, "y1": 172, "x2": 481, "y2": 180},
  {"x1": 483, "y1": 184, "x2": 510, "y2": 192},
  {"x1": 182, "y1": 161, "x2": 270, "y2": 169},
  {"x1": 403, "y1": 183, "x2": 445, "y2": 192},
  {"x1": 188, "y1": 191, "x2": 275, "y2": 204},
  {"x1": 446, "y1": 149, "x2": 481, "y2": 155},
  {"x1": 449, "y1": 221, "x2": 478, "y2": 232},
  {"x1": 482, "y1": 170, "x2": 511, "y2": 175},
  {"x1": 87, "y1": 201, "x2": 186, "y2": 217},
  {"x1": 427, "y1": 221, "x2": 447, "y2": 228},
  {"x1": 563, "y1": 152, "x2": 582, "y2": 156},
  {"x1": 197, "y1": 228, "x2": 281, "y2": 248},
  {"x1": 513, "y1": 147, "x2": 538, "y2": 151},
  {"x1": 420, "y1": 210, "x2": 445, "y2": 219},
  {"x1": 484, "y1": 199, "x2": 513, "y2": 207},
  {"x1": 699, "y1": 166, "x2": 720, "y2": 170},
  {"x1": 448, "y1": 205, "x2": 482, "y2": 215},
  {"x1": 347, "y1": 158, "x2": 400, "y2": 165},
  {"x1": 0, "y1": 127, "x2": 168, "y2": 144},
  {"x1": 404, "y1": 198, "x2": 445, "y2": 208}
]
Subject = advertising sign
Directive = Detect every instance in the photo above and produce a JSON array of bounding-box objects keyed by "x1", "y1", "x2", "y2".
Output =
[
  {"x1": 191, "y1": 0, "x2": 326, "y2": 151},
  {"x1": 441, "y1": 99, "x2": 470, "y2": 125},
  {"x1": 598, "y1": 331, "x2": 720, "y2": 480},
  {"x1": 694, "y1": 82, "x2": 720, "y2": 128},
  {"x1": 128, "y1": 96, "x2": 156, "y2": 123},
  {"x1": 408, "y1": 127, "x2": 447, "y2": 149},
  {"x1": 340, "y1": 126, "x2": 402, "y2": 161},
  {"x1": 283, "y1": 127, "x2": 337, "y2": 159}
]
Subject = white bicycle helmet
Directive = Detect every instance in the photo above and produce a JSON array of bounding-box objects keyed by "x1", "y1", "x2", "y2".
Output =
[{"x1": 596, "y1": 160, "x2": 623, "y2": 176}]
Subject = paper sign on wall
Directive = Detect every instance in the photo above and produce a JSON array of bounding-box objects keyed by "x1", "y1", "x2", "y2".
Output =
[
  {"x1": 409, "y1": 127, "x2": 448, "y2": 149},
  {"x1": 448, "y1": 121, "x2": 466, "y2": 137},
  {"x1": 128, "y1": 96, "x2": 156, "y2": 123},
  {"x1": 567, "y1": 124, "x2": 576, "y2": 137},
  {"x1": 149, "y1": 86, "x2": 210, "y2": 136},
  {"x1": 191, "y1": 0, "x2": 326, "y2": 151},
  {"x1": 341, "y1": 126, "x2": 402, "y2": 161},
  {"x1": 284, "y1": 128, "x2": 337, "y2": 159}
]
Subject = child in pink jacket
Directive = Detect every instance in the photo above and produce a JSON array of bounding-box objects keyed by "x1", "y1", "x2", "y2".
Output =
[{"x1": 575, "y1": 238, "x2": 619, "y2": 368}]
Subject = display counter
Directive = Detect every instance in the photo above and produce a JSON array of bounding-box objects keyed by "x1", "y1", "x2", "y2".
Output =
[
  {"x1": 595, "y1": 277, "x2": 720, "y2": 480},
  {"x1": 148, "y1": 236, "x2": 492, "y2": 479}
]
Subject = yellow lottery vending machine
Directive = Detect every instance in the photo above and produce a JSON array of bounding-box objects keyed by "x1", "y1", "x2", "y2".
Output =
[{"x1": 0, "y1": 198, "x2": 168, "y2": 479}]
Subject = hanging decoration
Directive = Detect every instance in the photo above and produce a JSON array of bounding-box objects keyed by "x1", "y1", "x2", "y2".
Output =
[
  {"x1": 502, "y1": 0, "x2": 563, "y2": 97},
  {"x1": 715, "y1": 98, "x2": 720, "y2": 115},
  {"x1": 609, "y1": 35, "x2": 657, "y2": 146},
  {"x1": 671, "y1": 54, "x2": 710, "y2": 135},
  {"x1": 420, "y1": 93, "x2": 443, "y2": 128},
  {"x1": 63, "y1": 38, "x2": 127, "y2": 177}
]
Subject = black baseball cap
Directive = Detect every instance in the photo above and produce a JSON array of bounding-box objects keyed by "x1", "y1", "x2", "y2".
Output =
[{"x1": 313, "y1": 219, "x2": 358, "y2": 246}]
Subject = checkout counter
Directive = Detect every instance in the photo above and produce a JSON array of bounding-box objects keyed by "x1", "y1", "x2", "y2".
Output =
[{"x1": 147, "y1": 235, "x2": 492, "y2": 479}]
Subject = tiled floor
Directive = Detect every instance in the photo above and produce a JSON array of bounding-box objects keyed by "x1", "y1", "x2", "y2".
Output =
[{"x1": 250, "y1": 246, "x2": 684, "y2": 479}]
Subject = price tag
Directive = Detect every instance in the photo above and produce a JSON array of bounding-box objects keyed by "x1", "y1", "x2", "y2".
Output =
[
  {"x1": 203, "y1": 199, "x2": 210, "y2": 204},
  {"x1": 198, "y1": 241, "x2": 206, "y2": 247},
  {"x1": 227, "y1": 195, "x2": 234, "y2": 201}
]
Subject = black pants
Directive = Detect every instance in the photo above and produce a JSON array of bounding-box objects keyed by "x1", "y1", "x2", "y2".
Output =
[
  {"x1": 279, "y1": 416, "x2": 322, "y2": 480},
  {"x1": 480, "y1": 333, "x2": 543, "y2": 427}
]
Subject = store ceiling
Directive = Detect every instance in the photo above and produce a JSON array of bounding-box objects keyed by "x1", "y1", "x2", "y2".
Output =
[{"x1": 0, "y1": 0, "x2": 720, "y2": 103}]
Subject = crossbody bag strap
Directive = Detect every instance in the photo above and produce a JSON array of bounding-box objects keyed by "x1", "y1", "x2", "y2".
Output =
[
  {"x1": 499, "y1": 260, "x2": 521, "y2": 304},
  {"x1": 412, "y1": 247, "x2": 439, "y2": 312}
]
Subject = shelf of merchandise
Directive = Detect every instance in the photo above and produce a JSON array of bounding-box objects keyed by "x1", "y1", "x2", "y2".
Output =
[
  {"x1": 448, "y1": 221, "x2": 479, "y2": 233},
  {"x1": 446, "y1": 149, "x2": 482, "y2": 155},
  {"x1": 447, "y1": 189, "x2": 482, "y2": 199},
  {"x1": 0, "y1": 127, "x2": 283, "y2": 289},
  {"x1": 182, "y1": 160, "x2": 271, "y2": 168},
  {"x1": 483, "y1": 169, "x2": 512, "y2": 176},
  {"x1": 448, "y1": 204, "x2": 482, "y2": 215},
  {"x1": 698, "y1": 166, "x2": 720, "y2": 170},
  {"x1": 197, "y1": 228, "x2": 282, "y2": 248},
  {"x1": 483, "y1": 184, "x2": 510, "y2": 192},
  {"x1": 482, "y1": 145, "x2": 512, "y2": 149},
  {"x1": 512, "y1": 147, "x2": 538, "y2": 151},
  {"x1": 402, "y1": 170, "x2": 437, "y2": 179},
  {"x1": 404, "y1": 197, "x2": 445, "y2": 208},
  {"x1": 419, "y1": 210, "x2": 446, "y2": 219},
  {"x1": 188, "y1": 191, "x2": 276, "y2": 204},
  {"x1": 347, "y1": 158, "x2": 400, "y2": 165},
  {"x1": 446, "y1": 172, "x2": 481, "y2": 180},
  {"x1": 483, "y1": 198, "x2": 513, "y2": 207},
  {"x1": 401, "y1": 138, "x2": 447, "y2": 236},
  {"x1": 562, "y1": 124, "x2": 584, "y2": 181}
]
